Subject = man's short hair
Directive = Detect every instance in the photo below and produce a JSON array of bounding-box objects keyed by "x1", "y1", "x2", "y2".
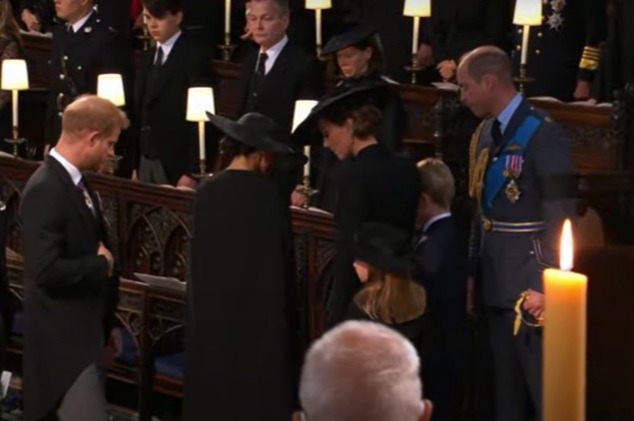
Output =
[
  {"x1": 417, "y1": 158, "x2": 455, "y2": 208},
  {"x1": 250, "y1": 0, "x2": 289, "y2": 14},
  {"x1": 299, "y1": 321, "x2": 425, "y2": 421},
  {"x1": 62, "y1": 95, "x2": 129, "y2": 140},
  {"x1": 143, "y1": 0, "x2": 183, "y2": 18},
  {"x1": 461, "y1": 46, "x2": 513, "y2": 84}
]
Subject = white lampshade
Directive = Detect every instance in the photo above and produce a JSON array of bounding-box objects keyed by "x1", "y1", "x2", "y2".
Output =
[
  {"x1": 305, "y1": 0, "x2": 331, "y2": 10},
  {"x1": 1, "y1": 59, "x2": 29, "y2": 91},
  {"x1": 186, "y1": 87, "x2": 216, "y2": 122},
  {"x1": 403, "y1": 0, "x2": 431, "y2": 17},
  {"x1": 292, "y1": 100, "x2": 317, "y2": 132},
  {"x1": 513, "y1": 0, "x2": 542, "y2": 26},
  {"x1": 97, "y1": 74, "x2": 126, "y2": 106}
]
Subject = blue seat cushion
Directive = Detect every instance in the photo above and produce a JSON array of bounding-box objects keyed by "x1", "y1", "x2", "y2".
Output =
[
  {"x1": 11, "y1": 311, "x2": 23, "y2": 337},
  {"x1": 155, "y1": 353, "x2": 184, "y2": 379},
  {"x1": 115, "y1": 327, "x2": 138, "y2": 365}
]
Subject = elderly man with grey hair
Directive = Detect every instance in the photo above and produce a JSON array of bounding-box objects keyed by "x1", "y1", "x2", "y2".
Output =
[{"x1": 295, "y1": 320, "x2": 433, "y2": 421}]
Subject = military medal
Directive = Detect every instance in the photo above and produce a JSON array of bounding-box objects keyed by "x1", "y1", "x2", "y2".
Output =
[
  {"x1": 506, "y1": 179, "x2": 521, "y2": 203},
  {"x1": 504, "y1": 155, "x2": 524, "y2": 204},
  {"x1": 547, "y1": 0, "x2": 566, "y2": 31}
]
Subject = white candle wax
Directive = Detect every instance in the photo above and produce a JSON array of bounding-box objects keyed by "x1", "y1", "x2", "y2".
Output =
[
  {"x1": 11, "y1": 90, "x2": 17, "y2": 127},
  {"x1": 198, "y1": 121, "x2": 206, "y2": 161},
  {"x1": 315, "y1": 9, "x2": 322, "y2": 47},
  {"x1": 225, "y1": 0, "x2": 231, "y2": 35},
  {"x1": 303, "y1": 145, "x2": 310, "y2": 178},
  {"x1": 521, "y1": 25, "x2": 530, "y2": 65},
  {"x1": 412, "y1": 16, "x2": 420, "y2": 56}
]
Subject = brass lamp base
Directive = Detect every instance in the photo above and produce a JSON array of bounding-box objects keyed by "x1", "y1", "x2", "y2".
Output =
[
  {"x1": 4, "y1": 134, "x2": 26, "y2": 158},
  {"x1": 404, "y1": 54, "x2": 424, "y2": 85}
]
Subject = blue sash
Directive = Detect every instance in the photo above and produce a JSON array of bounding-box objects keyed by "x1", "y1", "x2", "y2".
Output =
[{"x1": 482, "y1": 114, "x2": 543, "y2": 212}]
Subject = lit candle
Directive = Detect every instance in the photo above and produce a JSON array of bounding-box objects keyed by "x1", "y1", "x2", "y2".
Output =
[
  {"x1": 521, "y1": 25, "x2": 530, "y2": 65},
  {"x1": 411, "y1": 16, "x2": 420, "y2": 56},
  {"x1": 198, "y1": 121, "x2": 206, "y2": 162},
  {"x1": 225, "y1": 0, "x2": 231, "y2": 35},
  {"x1": 543, "y1": 219, "x2": 587, "y2": 421},
  {"x1": 303, "y1": 145, "x2": 310, "y2": 178},
  {"x1": 11, "y1": 90, "x2": 17, "y2": 127}
]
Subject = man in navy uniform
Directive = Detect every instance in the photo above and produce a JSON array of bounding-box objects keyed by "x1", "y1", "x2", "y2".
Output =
[
  {"x1": 513, "y1": 0, "x2": 606, "y2": 101},
  {"x1": 457, "y1": 46, "x2": 576, "y2": 421},
  {"x1": 44, "y1": 0, "x2": 132, "y2": 152}
]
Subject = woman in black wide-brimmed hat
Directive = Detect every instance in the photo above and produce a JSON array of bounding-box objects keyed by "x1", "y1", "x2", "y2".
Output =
[
  {"x1": 184, "y1": 112, "x2": 300, "y2": 421},
  {"x1": 294, "y1": 81, "x2": 420, "y2": 328},
  {"x1": 322, "y1": 21, "x2": 406, "y2": 153}
]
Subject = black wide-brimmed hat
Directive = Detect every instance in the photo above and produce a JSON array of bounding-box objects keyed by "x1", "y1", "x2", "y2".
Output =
[
  {"x1": 206, "y1": 112, "x2": 294, "y2": 154},
  {"x1": 292, "y1": 80, "x2": 388, "y2": 142},
  {"x1": 322, "y1": 21, "x2": 378, "y2": 56},
  {"x1": 354, "y1": 223, "x2": 414, "y2": 273}
]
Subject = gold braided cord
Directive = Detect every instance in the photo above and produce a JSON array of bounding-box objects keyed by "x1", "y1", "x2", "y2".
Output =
[{"x1": 468, "y1": 120, "x2": 486, "y2": 199}]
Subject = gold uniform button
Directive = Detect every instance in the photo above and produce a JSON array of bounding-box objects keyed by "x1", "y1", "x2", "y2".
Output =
[
  {"x1": 482, "y1": 218, "x2": 492, "y2": 231},
  {"x1": 537, "y1": 32, "x2": 543, "y2": 38},
  {"x1": 535, "y1": 49, "x2": 541, "y2": 55}
]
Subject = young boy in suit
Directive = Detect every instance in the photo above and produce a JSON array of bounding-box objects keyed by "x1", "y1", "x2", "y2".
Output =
[{"x1": 414, "y1": 158, "x2": 467, "y2": 421}]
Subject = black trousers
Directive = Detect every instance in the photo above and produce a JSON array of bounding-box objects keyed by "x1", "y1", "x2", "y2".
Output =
[{"x1": 487, "y1": 308, "x2": 543, "y2": 421}]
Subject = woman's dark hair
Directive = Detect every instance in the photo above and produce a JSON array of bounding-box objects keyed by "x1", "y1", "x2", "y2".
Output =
[
  {"x1": 143, "y1": 0, "x2": 184, "y2": 18},
  {"x1": 325, "y1": 33, "x2": 386, "y2": 81},
  {"x1": 219, "y1": 137, "x2": 258, "y2": 163},
  {"x1": 320, "y1": 96, "x2": 383, "y2": 140}
]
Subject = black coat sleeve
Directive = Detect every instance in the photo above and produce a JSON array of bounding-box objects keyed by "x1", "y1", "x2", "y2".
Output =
[
  {"x1": 578, "y1": 0, "x2": 607, "y2": 82},
  {"x1": 20, "y1": 183, "x2": 110, "y2": 292}
]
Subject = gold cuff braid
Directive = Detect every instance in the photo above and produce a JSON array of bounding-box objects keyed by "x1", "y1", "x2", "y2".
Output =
[{"x1": 579, "y1": 45, "x2": 600, "y2": 71}]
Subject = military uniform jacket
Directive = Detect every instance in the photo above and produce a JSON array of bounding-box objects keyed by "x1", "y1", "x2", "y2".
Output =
[
  {"x1": 514, "y1": 0, "x2": 607, "y2": 101},
  {"x1": 45, "y1": 12, "x2": 131, "y2": 146},
  {"x1": 468, "y1": 98, "x2": 576, "y2": 309}
]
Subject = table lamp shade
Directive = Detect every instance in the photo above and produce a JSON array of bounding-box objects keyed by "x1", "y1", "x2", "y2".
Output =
[
  {"x1": 305, "y1": 0, "x2": 331, "y2": 9},
  {"x1": 1, "y1": 59, "x2": 29, "y2": 91},
  {"x1": 292, "y1": 100, "x2": 317, "y2": 132},
  {"x1": 513, "y1": 0, "x2": 542, "y2": 26},
  {"x1": 187, "y1": 87, "x2": 215, "y2": 122},
  {"x1": 403, "y1": 0, "x2": 431, "y2": 17},
  {"x1": 97, "y1": 74, "x2": 126, "y2": 106}
]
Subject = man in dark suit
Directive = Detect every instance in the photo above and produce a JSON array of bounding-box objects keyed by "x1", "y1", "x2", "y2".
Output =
[
  {"x1": 414, "y1": 158, "x2": 467, "y2": 421},
  {"x1": 237, "y1": 0, "x2": 323, "y2": 199},
  {"x1": 427, "y1": 0, "x2": 512, "y2": 82},
  {"x1": 238, "y1": 0, "x2": 323, "y2": 132},
  {"x1": 458, "y1": 46, "x2": 576, "y2": 421},
  {"x1": 132, "y1": 0, "x2": 211, "y2": 188},
  {"x1": 44, "y1": 0, "x2": 132, "y2": 152},
  {"x1": 20, "y1": 95, "x2": 127, "y2": 421}
]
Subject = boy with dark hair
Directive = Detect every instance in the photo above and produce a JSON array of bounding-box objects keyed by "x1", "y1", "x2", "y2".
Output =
[
  {"x1": 414, "y1": 158, "x2": 467, "y2": 421},
  {"x1": 132, "y1": 0, "x2": 211, "y2": 187}
]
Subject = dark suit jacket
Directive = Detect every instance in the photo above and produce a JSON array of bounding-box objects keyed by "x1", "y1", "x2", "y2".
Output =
[
  {"x1": 327, "y1": 144, "x2": 420, "y2": 326},
  {"x1": 20, "y1": 156, "x2": 118, "y2": 421},
  {"x1": 414, "y1": 215, "x2": 467, "y2": 421},
  {"x1": 45, "y1": 11, "x2": 132, "y2": 147},
  {"x1": 469, "y1": 99, "x2": 577, "y2": 308},
  {"x1": 133, "y1": 32, "x2": 212, "y2": 185},
  {"x1": 237, "y1": 40, "x2": 323, "y2": 132},
  {"x1": 0, "y1": 202, "x2": 9, "y2": 370},
  {"x1": 430, "y1": 0, "x2": 512, "y2": 63}
]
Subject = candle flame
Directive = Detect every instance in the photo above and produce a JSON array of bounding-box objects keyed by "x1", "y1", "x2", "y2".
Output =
[{"x1": 560, "y1": 219, "x2": 574, "y2": 271}]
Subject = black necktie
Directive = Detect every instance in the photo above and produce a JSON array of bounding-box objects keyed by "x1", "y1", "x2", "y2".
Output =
[
  {"x1": 154, "y1": 46, "x2": 164, "y2": 66},
  {"x1": 491, "y1": 119, "x2": 502, "y2": 146},
  {"x1": 256, "y1": 52, "x2": 268, "y2": 76}
]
